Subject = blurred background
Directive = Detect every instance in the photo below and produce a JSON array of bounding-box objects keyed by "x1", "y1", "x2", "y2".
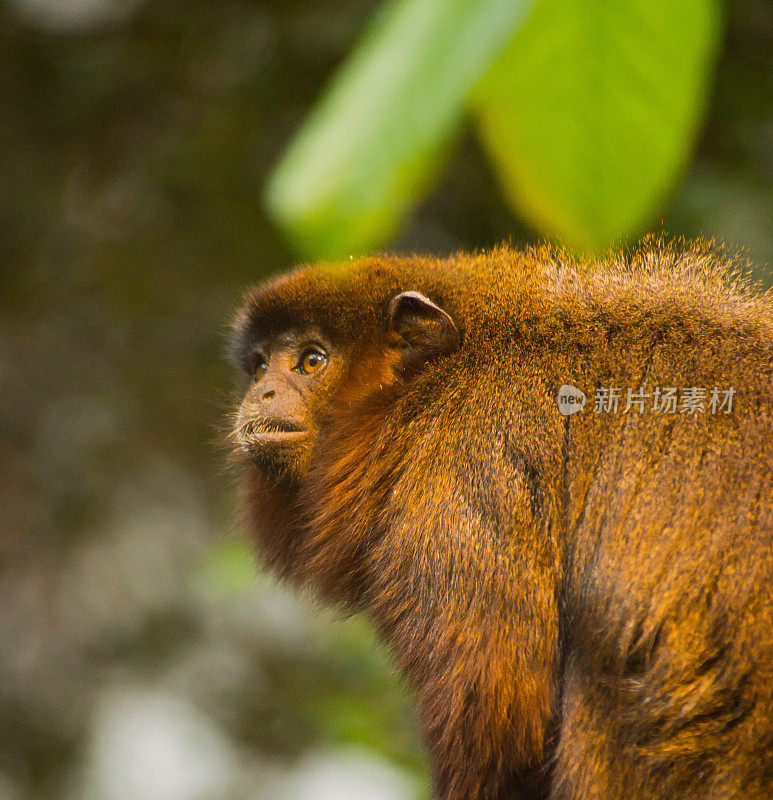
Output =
[{"x1": 0, "y1": 1, "x2": 770, "y2": 799}]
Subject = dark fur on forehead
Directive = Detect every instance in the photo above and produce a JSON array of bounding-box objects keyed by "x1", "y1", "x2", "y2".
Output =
[{"x1": 229, "y1": 254, "x2": 468, "y2": 365}]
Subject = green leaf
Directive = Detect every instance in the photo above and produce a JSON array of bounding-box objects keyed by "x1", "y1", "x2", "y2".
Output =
[
  {"x1": 473, "y1": 0, "x2": 722, "y2": 251},
  {"x1": 265, "y1": 0, "x2": 532, "y2": 259}
]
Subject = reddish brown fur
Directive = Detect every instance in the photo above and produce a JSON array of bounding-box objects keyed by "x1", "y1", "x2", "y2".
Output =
[{"x1": 230, "y1": 242, "x2": 772, "y2": 800}]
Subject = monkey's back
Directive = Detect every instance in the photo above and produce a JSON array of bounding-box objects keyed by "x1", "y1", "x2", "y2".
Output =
[
  {"x1": 392, "y1": 243, "x2": 773, "y2": 797},
  {"x1": 480, "y1": 245, "x2": 773, "y2": 798}
]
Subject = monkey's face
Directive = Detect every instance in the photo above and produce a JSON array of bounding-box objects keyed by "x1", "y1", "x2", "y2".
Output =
[
  {"x1": 233, "y1": 328, "x2": 347, "y2": 479},
  {"x1": 231, "y1": 274, "x2": 461, "y2": 481}
]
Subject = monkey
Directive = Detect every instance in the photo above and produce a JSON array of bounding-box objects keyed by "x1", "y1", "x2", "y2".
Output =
[{"x1": 228, "y1": 242, "x2": 772, "y2": 800}]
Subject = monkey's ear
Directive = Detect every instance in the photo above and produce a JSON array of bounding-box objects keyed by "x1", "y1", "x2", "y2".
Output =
[{"x1": 388, "y1": 291, "x2": 460, "y2": 359}]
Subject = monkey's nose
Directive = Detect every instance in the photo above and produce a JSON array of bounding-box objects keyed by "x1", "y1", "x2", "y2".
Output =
[{"x1": 262, "y1": 390, "x2": 276, "y2": 400}]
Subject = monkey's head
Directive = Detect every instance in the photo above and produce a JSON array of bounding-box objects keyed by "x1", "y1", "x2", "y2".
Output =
[{"x1": 229, "y1": 258, "x2": 462, "y2": 481}]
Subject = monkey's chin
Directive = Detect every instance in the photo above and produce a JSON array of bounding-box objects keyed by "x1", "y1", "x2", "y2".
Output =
[{"x1": 241, "y1": 432, "x2": 311, "y2": 480}]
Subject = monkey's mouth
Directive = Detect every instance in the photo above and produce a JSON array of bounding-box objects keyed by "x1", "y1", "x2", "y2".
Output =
[
  {"x1": 236, "y1": 419, "x2": 310, "y2": 454},
  {"x1": 249, "y1": 430, "x2": 308, "y2": 445}
]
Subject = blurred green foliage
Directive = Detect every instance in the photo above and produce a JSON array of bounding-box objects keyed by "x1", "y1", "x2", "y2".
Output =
[
  {"x1": 265, "y1": 0, "x2": 532, "y2": 258},
  {"x1": 475, "y1": 0, "x2": 721, "y2": 250},
  {"x1": 267, "y1": 0, "x2": 723, "y2": 257}
]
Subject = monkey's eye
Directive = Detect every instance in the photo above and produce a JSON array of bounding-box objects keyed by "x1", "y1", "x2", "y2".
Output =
[
  {"x1": 251, "y1": 354, "x2": 268, "y2": 380},
  {"x1": 296, "y1": 347, "x2": 327, "y2": 376}
]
